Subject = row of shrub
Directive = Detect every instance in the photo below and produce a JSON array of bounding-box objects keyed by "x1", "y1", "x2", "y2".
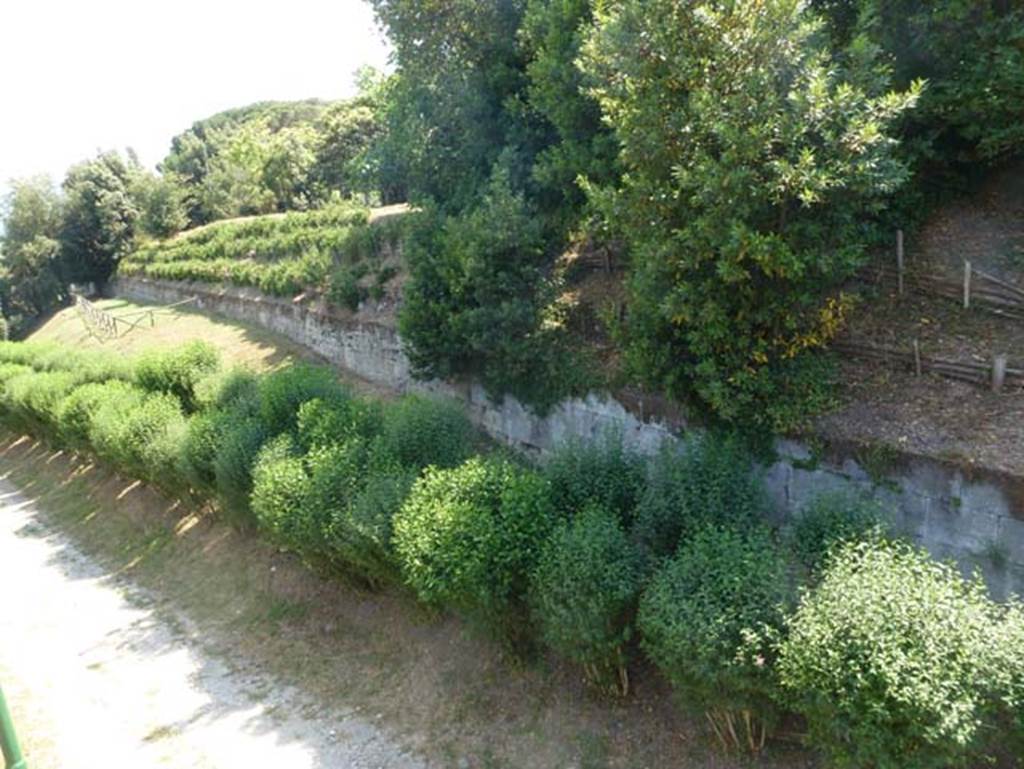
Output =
[
  {"x1": 0, "y1": 339, "x2": 1021, "y2": 768},
  {"x1": 117, "y1": 204, "x2": 406, "y2": 301}
]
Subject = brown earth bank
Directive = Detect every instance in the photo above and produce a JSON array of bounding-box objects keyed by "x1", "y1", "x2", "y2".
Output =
[{"x1": 0, "y1": 432, "x2": 814, "y2": 769}]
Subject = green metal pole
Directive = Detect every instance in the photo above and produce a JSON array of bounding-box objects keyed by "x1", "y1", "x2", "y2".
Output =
[{"x1": 0, "y1": 684, "x2": 27, "y2": 769}]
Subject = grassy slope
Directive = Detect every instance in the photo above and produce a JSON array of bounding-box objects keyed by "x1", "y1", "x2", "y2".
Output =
[{"x1": 30, "y1": 298, "x2": 318, "y2": 372}]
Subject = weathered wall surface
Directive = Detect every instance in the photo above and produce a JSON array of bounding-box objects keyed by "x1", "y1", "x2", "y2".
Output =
[{"x1": 114, "y1": 276, "x2": 1024, "y2": 598}]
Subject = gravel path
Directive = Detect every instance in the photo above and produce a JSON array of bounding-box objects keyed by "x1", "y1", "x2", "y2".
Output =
[{"x1": 0, "y1": 477, "x2": 427, "y2": 769}]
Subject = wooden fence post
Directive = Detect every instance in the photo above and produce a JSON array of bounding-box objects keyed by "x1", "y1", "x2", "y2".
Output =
[
  {"x1": 963, "y1": 261, "x2": 972, "y2": 309},
  {"x1": 896, "y1": 229, "x2": 905, "y2": 297},
  {"x1": 992, "y1": 355, "x2": 1007, "y2": 393},
  {"x1": 913, "y1": 338, "x2": 922, "y2": 377}
]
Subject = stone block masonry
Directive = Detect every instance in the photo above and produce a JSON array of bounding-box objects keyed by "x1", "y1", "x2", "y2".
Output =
[{"x1": 114, "y1": 277, "x2": 1024, "y2": 599}]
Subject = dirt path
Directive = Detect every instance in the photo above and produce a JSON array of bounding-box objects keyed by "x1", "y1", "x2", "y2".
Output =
[{"x1": 0, "y1": 476, "x2": 427, "y2": 769}]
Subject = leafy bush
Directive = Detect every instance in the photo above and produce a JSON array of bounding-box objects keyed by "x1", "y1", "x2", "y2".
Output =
[
  {"x1": 193, "y1": 366, "x2": 261, "y2": 413},
  {"x1": 212, "y1": 413, "x2": 270, "y2": 525},
  {"x1": 778, "y1": 539, "x2": 1012, "y2": 769},
  {"x1": 788, "y1": 492, "x2": 888, "y2": 572},
  {"x1": 378, "y1": 394, "x2": 473, "y2": 471},
  {"x1": 89, "y1": 390, "x2": 187, "y2": 489},
  {"x1": 1, "y1": 370, "x2": 78, "y2": 438},
  {"x1": 135, "y1": 341, "x2": 221, "y2": 412},
  {"x1": 582, "y1": 0, "x2": 919, "y2": 430},
  {"x1": 631, "y1": 436, "x2": 766, "y2": 570},
  {"x1": 531, "y1": 504, "x2": 640, "y2": 694},
  {"x1": 56, "y1": 380, "x2": 139, "y2": 451},
  {"x1": 339, "y1": 466, "x2": 417, "y2": 586},
  {"x1": 257, "y1": 364, "x2": 349, "y2": 436},
  {"x1": 250, "y1": 434, "x2": 312, "y2": 547},
  {"x1": 639, "y1": 525, "x2": 787, "y2": 752},
  {"x1": 543, "y1": 432, "x2": 644, "y2": 523},
  {"x1": 394, "y1": 456, "x2": 556, "y2": 642},
  {"x1": 398, "y1": 172, "x2": 585, "y2": 412},
  {"x1": 295, "y1": 396, "x2": 382, "y2": 452}
]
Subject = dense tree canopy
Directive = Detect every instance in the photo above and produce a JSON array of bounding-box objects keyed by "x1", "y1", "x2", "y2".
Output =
[
  {"x1": 0, "y1": 177, "x2": 65, "y2": 334},
  {"x1": 59, "y1": 151, "x2": 141, "y2": 286}
]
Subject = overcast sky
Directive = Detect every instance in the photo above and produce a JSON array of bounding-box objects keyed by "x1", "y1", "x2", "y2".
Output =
[{"x1": 0, "y1": 0, "x2": 391, "y2": 193}]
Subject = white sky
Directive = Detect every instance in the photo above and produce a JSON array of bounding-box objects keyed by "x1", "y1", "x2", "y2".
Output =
[{"x1": 0, "y1": 0, "x2": 391, "y2": 193}]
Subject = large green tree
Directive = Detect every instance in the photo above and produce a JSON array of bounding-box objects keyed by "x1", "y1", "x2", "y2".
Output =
[
  {"x1": 815, "y1": 0, "x2": 1024, "y2": 173},
  {"x1": 582, "y1": 0, "x2": 920, "y2": 430},
  {"x1": 59, "y1": 151, "x2": 141, "y2": 285},
  {"x1": 0, "y1": 176, "x2": 65, "y2": 334}
]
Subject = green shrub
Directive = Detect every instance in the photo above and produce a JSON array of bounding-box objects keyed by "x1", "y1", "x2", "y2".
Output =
[
  {"x1": 250, "y1": 434, "x2": 313, "y2": 548},
  {"x1": 788, "y1": 493, "x2": 889, "y2": 572},
  {"x1": 212, "y1": 413, "x2": 270, "y2": 525},
  {"x1": 1, "y1": 371, "x2": 78, "y2": 438},
  {"x1": 257, "y1": 364, "x2": 348, "y2": 436},
  {"x1": 531, "y1": 504, "x2": 640, "y2": 694},
  {"x1": 394, "y1": 456, "x2": 556, "y2": 642},
  {"x1": 56, "y1": 380, "x2": 139, "y2": 451},
  {"x1": 639, "y1": 525, "x2": 787, "y2": 752},
  {"x1": 631, "y1": 436, "x2": 766, "y2": 571},
  {"x1": 543, "y1": 432, "x2": 644, "y2": 523},
  {"x1": 296, "y1": 396, "x2": 383, "y2": 452},
  {"x1": 193, "y1": 366, "x2": 260, "y2": 414},
  {"x1": 379, "y1": 394, "x2": 473, "y2": 471},
  {"x1": 339, "y1": 467, "x2": 417, "y2": 586},
  {"x1": 134, "y1": 341, "x2": 221, "y2": 412},
  {"x1": 778, "y1": 539, "x2": 1011, "y2": 769},
  {"x1": 328, "y1": 263, "x2": 368, "y2": 311},
  {"x1": 90, "y1": 390, "x2": 187, "y2": 490}
]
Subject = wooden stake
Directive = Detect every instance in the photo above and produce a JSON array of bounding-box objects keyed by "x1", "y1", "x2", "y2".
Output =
[
  {"x1": 963, "y1": 261, "x2": 972, "y2": 309},
  {"x1": 896, "y1": 229, "x2": 905, "y2": 297},
  {"x1": 992, "y1": 355, "x2": 1007, "y2": 393},
  {"x1": 913, "y1": 338, "x2": 922, "y2": 377}
]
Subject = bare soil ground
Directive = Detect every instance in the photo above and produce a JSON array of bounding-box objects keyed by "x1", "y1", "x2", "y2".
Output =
[
  {"x1": 0, "y1": 435, "x2": 814, "y2": 769},
  {"x1": 820, "y1": 164, "x2": 1024, "y2": 473}
]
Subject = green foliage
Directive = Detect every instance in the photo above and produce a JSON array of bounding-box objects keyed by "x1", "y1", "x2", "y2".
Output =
[
  {"x1": 0, "y1": 176, "x2": 66, "y2": 335},
  {"x1": 257, "y1": 364, "x2": 349, "y2": 436},
  {"x1": 542, "y1": 432, "x2": 644, "y2": 523},
  {"x1": 531, "y1": 504, "x2": 640, "y2": 693},
  {"x1": 250, "y1": 433, "x2": 312, "y2": 547},
  {"x1": 399, "y1": 171, "x2": 583, "y2": 411},
  {"x1": 817, "y1": 1, "x2": 1024, "y2": 173},
  {"x1": 193, "y1": 366, "x2": 260, "y2": 413},
  {"x1": 394, "y1": 456, "x2": 555, "y2": 642},
  {"x1": 59, "y1": 150, "x2": 141, "y2": 285},
  {"x1": 639, "y1": 525, "x2": 788, "y2": 749},
  {"x1": 340, "y1": 466, "x2": 417, "y2": 586},
  {"x1": 89, "y1": 388, "x2": 187, "y2": 490},
  {"x1": 778, "y1": 539, "x2": 1014, "y2": 769},
  {"x1": 212, "y1": 413, "x2": 270, "y2": 525},
  {"x1": 132, "y1": 170, "x2": 189, "y2": 238},
  {"x1": 2, "y1": 370, "x2": 78, "y2": 438},
  {"x1": 378, "y1": 394, "x2": 474, "y2": 471},
  {"x1": 116, "y1": 202, "x2": 397, "y2": 301},
  {"x1": 135, "y1": 340, "x2": 221, "y2": 412},
  {"x1": 369, "y1": 0, "x2": 532, "y2": 212},
  {"x1": 582, "y1": 0, "x2": 919, "y2": 430},
  {"x1": 54, "y1": 380, "x2": 135, "y2": 450},
  {"x1": 788, "y1": 492, "x2": 888, "y2": 571},
  {"x1": 521, "y1": 0, "x2": 619, "y2": 231},
  {"x1": 631, "y1": 436, "x2": 767, "y2": 570}
]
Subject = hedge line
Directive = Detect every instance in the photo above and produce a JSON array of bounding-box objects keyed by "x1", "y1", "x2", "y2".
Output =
[
  {"x1": 117, "y1": 203, "x2": 406, "y2": 302},
  {"x1": 0, "y1": 339, "x2": 1022, "y2": 767}
]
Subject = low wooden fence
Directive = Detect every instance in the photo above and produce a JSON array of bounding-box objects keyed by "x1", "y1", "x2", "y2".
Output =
[
  {"x1": 74, "y1": 294, "x2": 196, "y2": 342},
  {"x1": 833, "y1": 339, "x2": 1023, "y2": 392},
  {"x1": 861, "y1": 230, "x2": 1024, "y2": 320}
]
